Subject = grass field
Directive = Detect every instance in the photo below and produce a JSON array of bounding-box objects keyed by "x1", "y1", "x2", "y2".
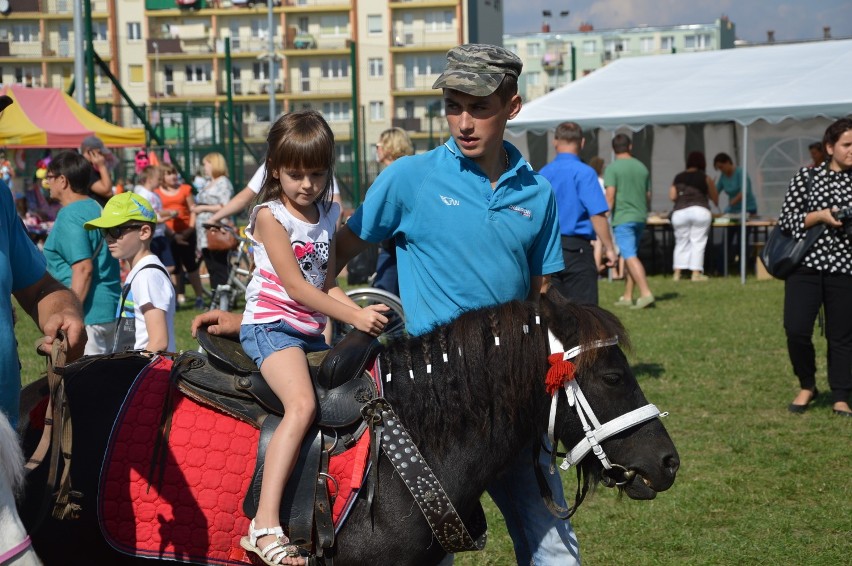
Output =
[{"x1": 13, "y1": 275, "x2": 851, "y2": 565}]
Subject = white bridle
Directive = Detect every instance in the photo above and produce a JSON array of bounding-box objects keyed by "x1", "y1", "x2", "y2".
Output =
[{"x1": 547, "y1": 330, "x2": 667, "y2": 479}]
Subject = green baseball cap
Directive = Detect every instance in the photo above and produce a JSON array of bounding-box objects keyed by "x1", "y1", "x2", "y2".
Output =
[
  {"x1": 84, "y1": 192, "x2": 156, "y2": 230},
  {"x1": 432, "y1": 43, "x2": 523, "y2": 97}
]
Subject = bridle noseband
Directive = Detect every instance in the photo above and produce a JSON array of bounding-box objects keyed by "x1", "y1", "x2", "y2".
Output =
[{"x1": 546, "y1": 331, "x2": 666, "y2": 487}]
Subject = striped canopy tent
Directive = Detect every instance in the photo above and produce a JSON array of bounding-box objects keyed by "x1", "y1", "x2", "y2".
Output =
[{"x1": 0, "y1": 85, "x2": 145, "y2": 148}]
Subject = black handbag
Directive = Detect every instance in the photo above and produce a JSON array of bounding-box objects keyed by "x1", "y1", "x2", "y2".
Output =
[
  {"x1": 759, "y1": 170, "x2": 825, "y2": 279},
  {"x1": 760, "y1": 224, "x2": 826, "y2": 279}
]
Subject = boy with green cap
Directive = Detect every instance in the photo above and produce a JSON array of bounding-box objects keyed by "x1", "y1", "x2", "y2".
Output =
[{"x1": 84, "y1": 192, "x2": 176, "y2": 352}]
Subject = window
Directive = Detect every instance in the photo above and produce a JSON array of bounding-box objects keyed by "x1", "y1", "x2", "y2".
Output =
[
  {"x1": 583, "y1": 40, "x2": 596, "y2": 54},
  {"x1": 252, "y1": 62, "x2": 270, "y2": 80},
  {"x1": 184, "y1": 63, "x2": 211, "y2": 83},
  {"x1": 603, "y1": 39, "x2": 627, "y2": 57},
  {"x1": 12, "y1": 24, "x2": 39, "y2": 42},
  {"x1": 404, "y1": 55, "x2": 444, "y2": 77},
  {"x1": 251, "y1": 20, "x2": 269, "y2": 40},
  {"x1": 127, "y1": 22, "x2": 142, "y2": 41},
  {"x1": 335, "y1": 143, "x2": 350, "y2": 164},
  {"x1": 661, "y1": 36, "x2": 674, "y2": 51},
  {"x1": 253, "y1": 103, "x2": 270, "y2": 123},
  {"x1": 425, "y1": 10, "x2": 453, "y2": 32},
  {"x1": 367, "y1": 15, "x2": 382, "y2": 35},
  {"x1": 684, "y1": 34, "x2": 713, "y2": 50},
  {"x1": 322, "y1": 101, "x2": 350, "y2": 121},
  {"x1": 93, "y1": 22, "x2": 108, "y2": 41},
  {"x1": 129, "y1": 64, "x2": 144, "y2": 84},
  {"x1": 14, "y1": 66, "x2": 41, "y2": 87},
  {"x1": 368, "y1": 58, "x2": 383, "y2": 78},
  {"x1": 527, "y1": 73, "x2": 540, "y2": 86},
  {"x1": 320, "y1": 14, "x2": 348, "y2": 37},
  {"x1": 369, "y1": 101, "x2": 384, "y2": 120},
  {"x1": 321, "y1": 59, "x2": 349, "y2": 79},
  {"x1": 640, "y1": 37, "x2": 654, "y2": 52},
  {"x1": 527, "y1": 42, "x2": 541, "y2": 57}
]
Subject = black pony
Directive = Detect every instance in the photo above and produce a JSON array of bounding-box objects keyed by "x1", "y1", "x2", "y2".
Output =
[{"x1": 20, "y1": 289, "x2": 679, "y2": 565}]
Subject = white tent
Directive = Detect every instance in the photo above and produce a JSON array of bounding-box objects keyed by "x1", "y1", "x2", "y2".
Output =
[{"x1": 506, "y1": 39, "x2": 852, "y2": 281}]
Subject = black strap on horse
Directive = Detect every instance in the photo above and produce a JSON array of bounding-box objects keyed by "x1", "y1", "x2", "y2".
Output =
[
  {"x1": 25, "y1": 331, "x2": 81, "y2": 530},
  {"x1": 360, "y1": 398, "x2": 487, "y2": 554},
  {"x1": 532, "y1": 441, "x2": 589, "y2": 520}
]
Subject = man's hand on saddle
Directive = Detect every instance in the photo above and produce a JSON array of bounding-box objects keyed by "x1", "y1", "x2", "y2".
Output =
[
  {"x1": 350, "y1": 304, "x2": 389, "y2": 337},
  {"x1": 191, "y1": 310, "x2": 242, "y2": 338}
]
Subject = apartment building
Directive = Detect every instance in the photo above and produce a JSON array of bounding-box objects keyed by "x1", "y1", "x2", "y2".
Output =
[
  {"x1": 0, "y1": 0, "x2": 505, "y2": 188},
  {"x1": 504, "y1": 16, "x2": 736, "y2": 101}
]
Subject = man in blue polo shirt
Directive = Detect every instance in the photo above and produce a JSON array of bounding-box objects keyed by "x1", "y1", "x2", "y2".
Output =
[
  {"x1": 540, "y1": 122, "x2": 616, "y2": 304},
  {"x1": 335, "y1": 45, "x2": 576, "y2": 565},
  {"x1": 0, "y1": 95, "x2": 86, "y2": 429}
]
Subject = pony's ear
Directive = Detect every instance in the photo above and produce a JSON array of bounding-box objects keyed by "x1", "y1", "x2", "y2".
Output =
[{"x1": 541, "y1": 287, "x2": 580, "y2": 346}]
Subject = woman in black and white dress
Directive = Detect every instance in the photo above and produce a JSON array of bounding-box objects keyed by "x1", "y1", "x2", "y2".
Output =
[{"x1": 779, "y1": 118, "x2": 852, "y2": 417}]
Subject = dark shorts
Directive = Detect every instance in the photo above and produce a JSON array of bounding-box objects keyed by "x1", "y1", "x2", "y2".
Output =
[{"x1": 150, "y1": 235, "x2": 175, "y2": 268}]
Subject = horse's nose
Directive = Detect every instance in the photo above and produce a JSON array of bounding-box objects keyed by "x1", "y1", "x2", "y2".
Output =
[{"x1": 663, "y1": 453, "x2": 680, "y2": 479}]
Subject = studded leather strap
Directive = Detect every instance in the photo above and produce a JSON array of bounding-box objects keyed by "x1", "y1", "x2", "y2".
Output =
[{"x1": 362, "y1": 398, "x2": 487, "y2": 553}]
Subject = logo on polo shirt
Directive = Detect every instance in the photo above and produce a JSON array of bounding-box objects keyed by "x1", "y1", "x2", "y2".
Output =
[
  {"x1": 509, "y1": 205, "x2": 532, "y2": 218},
  {"x1": 440, "y1": 195, "x2": 460, "y2": 206}
]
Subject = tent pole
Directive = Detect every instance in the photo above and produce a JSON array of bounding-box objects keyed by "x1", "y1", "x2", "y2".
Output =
[
  {"x1": 72, "y1": 1, "x2": 85, "y2": 106},
  {"x1": 740, "y1": 124, "x2": 748, "y2": 284}
]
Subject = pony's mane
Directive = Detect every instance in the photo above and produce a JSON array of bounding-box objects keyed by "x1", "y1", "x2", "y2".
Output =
[
  {"x1": 0, "y1": 411, "x2": 25, "y2": 496},
  {"x1": 379, "y1": 293, "x2": 629, "y2": 454}
]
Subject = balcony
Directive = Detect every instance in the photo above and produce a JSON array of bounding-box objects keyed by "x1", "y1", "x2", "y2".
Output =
[
  {"x1": 281, "y1": 0, "x2": 350, "y2": 7},
  {"x1": 391, "y1": 28, "x2": 456, "y2": 48},
  {"x1": 10, "y1": 0, "x2": 109, "y2": 14},
  {"x1": 288, "y1": 76, "x2": 350, "y2": 96},
  {"x1": 389, "y1": 0, "x2": 458, "y2": 6},
  {"x1": 0, "y1": 38, "x2": 110, "y2": 60},
  {"x1": 392, "y1": 117, "x2": 421, "y2": 132},
  {"x1": 541, "y1": 53, "x2": 562, "y2": 70},
  {"x1": 393, "y1": 75, "x2": 439, "y2": 93}
]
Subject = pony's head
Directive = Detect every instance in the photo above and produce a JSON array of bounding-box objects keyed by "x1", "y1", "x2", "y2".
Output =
[{"x1": 540, "y1": 288, "x2": 679, "y2": 502}]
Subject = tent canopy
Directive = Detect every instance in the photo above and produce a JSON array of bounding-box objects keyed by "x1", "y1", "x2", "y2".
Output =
[
  {"x1": 509, "y1": 39, "x2": 852, "y2": 134},
  {"x1": 0, "y1": 85, "x2": 145, "y2": 148}
]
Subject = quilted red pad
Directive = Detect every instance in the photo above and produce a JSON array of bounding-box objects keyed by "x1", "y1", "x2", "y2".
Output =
[{"x1": 99, "y1": 356, "x2": 371, "y2": 565}]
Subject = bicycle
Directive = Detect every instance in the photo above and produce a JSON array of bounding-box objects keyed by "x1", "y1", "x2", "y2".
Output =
[{"x1": 204, "y1": 223, "x2": 253, "y2": 312}]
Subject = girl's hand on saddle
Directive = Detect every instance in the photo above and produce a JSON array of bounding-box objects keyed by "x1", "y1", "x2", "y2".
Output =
[{"x1": 350, "y1": 304, "x2": 389, "y2": 336}]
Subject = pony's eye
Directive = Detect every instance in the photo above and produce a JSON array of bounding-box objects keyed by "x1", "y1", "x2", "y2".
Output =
[{"x1": 602, "y1": 372, "x2": 622, "y2": 385}]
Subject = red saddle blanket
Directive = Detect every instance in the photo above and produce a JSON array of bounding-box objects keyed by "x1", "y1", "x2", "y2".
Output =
[{"x1": 99, "y1": 356, "x2": 371, "y2": 565}]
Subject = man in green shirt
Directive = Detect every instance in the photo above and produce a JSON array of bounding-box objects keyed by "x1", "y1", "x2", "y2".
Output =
[
  {"x1": 43, "y1": 151, "x2": 122, "y2": 354},
  {"x1": 605, "y1": 133, "x2": 655, "y2": 309}
]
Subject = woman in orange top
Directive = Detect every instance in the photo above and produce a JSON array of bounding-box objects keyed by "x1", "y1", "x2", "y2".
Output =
[{"x1": 156, "y1": 164, "x2": 206, "y2": 308}]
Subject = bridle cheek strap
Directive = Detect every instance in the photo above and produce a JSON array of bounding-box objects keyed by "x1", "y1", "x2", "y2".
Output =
[
  {"x1": 559, "y1": 383, "x2": 661, "y2": 471},
  {"x1": 546, "y1": 331, "x2": 664, "y2": 473}
]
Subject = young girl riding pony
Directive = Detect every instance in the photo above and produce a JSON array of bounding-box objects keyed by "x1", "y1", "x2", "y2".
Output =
[{"x1": 239, "y1": 110, "x2": 388, "y2": 565}]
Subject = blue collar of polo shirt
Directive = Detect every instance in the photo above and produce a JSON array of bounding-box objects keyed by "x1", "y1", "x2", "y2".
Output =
[{"x1": 443, "y1": 138, "x2": 523, "y2": 176}]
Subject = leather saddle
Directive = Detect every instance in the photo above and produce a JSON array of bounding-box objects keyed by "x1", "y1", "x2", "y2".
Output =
[
  {"x1": 169, "y1": 328, "x2": 384, "y2": 559},
  {"x1": 174, "y1": 328, "x2": 382, "y2": 438}
]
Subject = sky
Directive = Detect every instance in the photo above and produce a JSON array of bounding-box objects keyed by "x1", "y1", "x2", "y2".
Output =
[{"x1": 504, "y1": 0, "x2": 852, "y2": 44}]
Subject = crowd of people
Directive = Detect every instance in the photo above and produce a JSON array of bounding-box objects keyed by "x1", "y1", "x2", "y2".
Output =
[{"x1": 4, "y1": 41, "x2": 851, "y2": 566}]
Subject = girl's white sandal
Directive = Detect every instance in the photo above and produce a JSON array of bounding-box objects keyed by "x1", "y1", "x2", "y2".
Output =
[{"x1": 240, "y1": 519, "x2": 301, "y2": 565}]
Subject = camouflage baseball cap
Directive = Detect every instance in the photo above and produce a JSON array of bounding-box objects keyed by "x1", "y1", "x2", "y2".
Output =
[{"x1": 432, "y1": 44, "x2": 523, "y2": 97}]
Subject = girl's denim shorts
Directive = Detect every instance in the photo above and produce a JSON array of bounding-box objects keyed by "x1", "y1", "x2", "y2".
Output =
[{"x1": 240, "y1": 319, "x2": 329, "y2": 369}]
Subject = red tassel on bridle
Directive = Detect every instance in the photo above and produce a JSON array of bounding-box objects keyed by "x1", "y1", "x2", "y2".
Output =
[{"x1": 546, "y1": 353, "x2": 576, "y2": 396}]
